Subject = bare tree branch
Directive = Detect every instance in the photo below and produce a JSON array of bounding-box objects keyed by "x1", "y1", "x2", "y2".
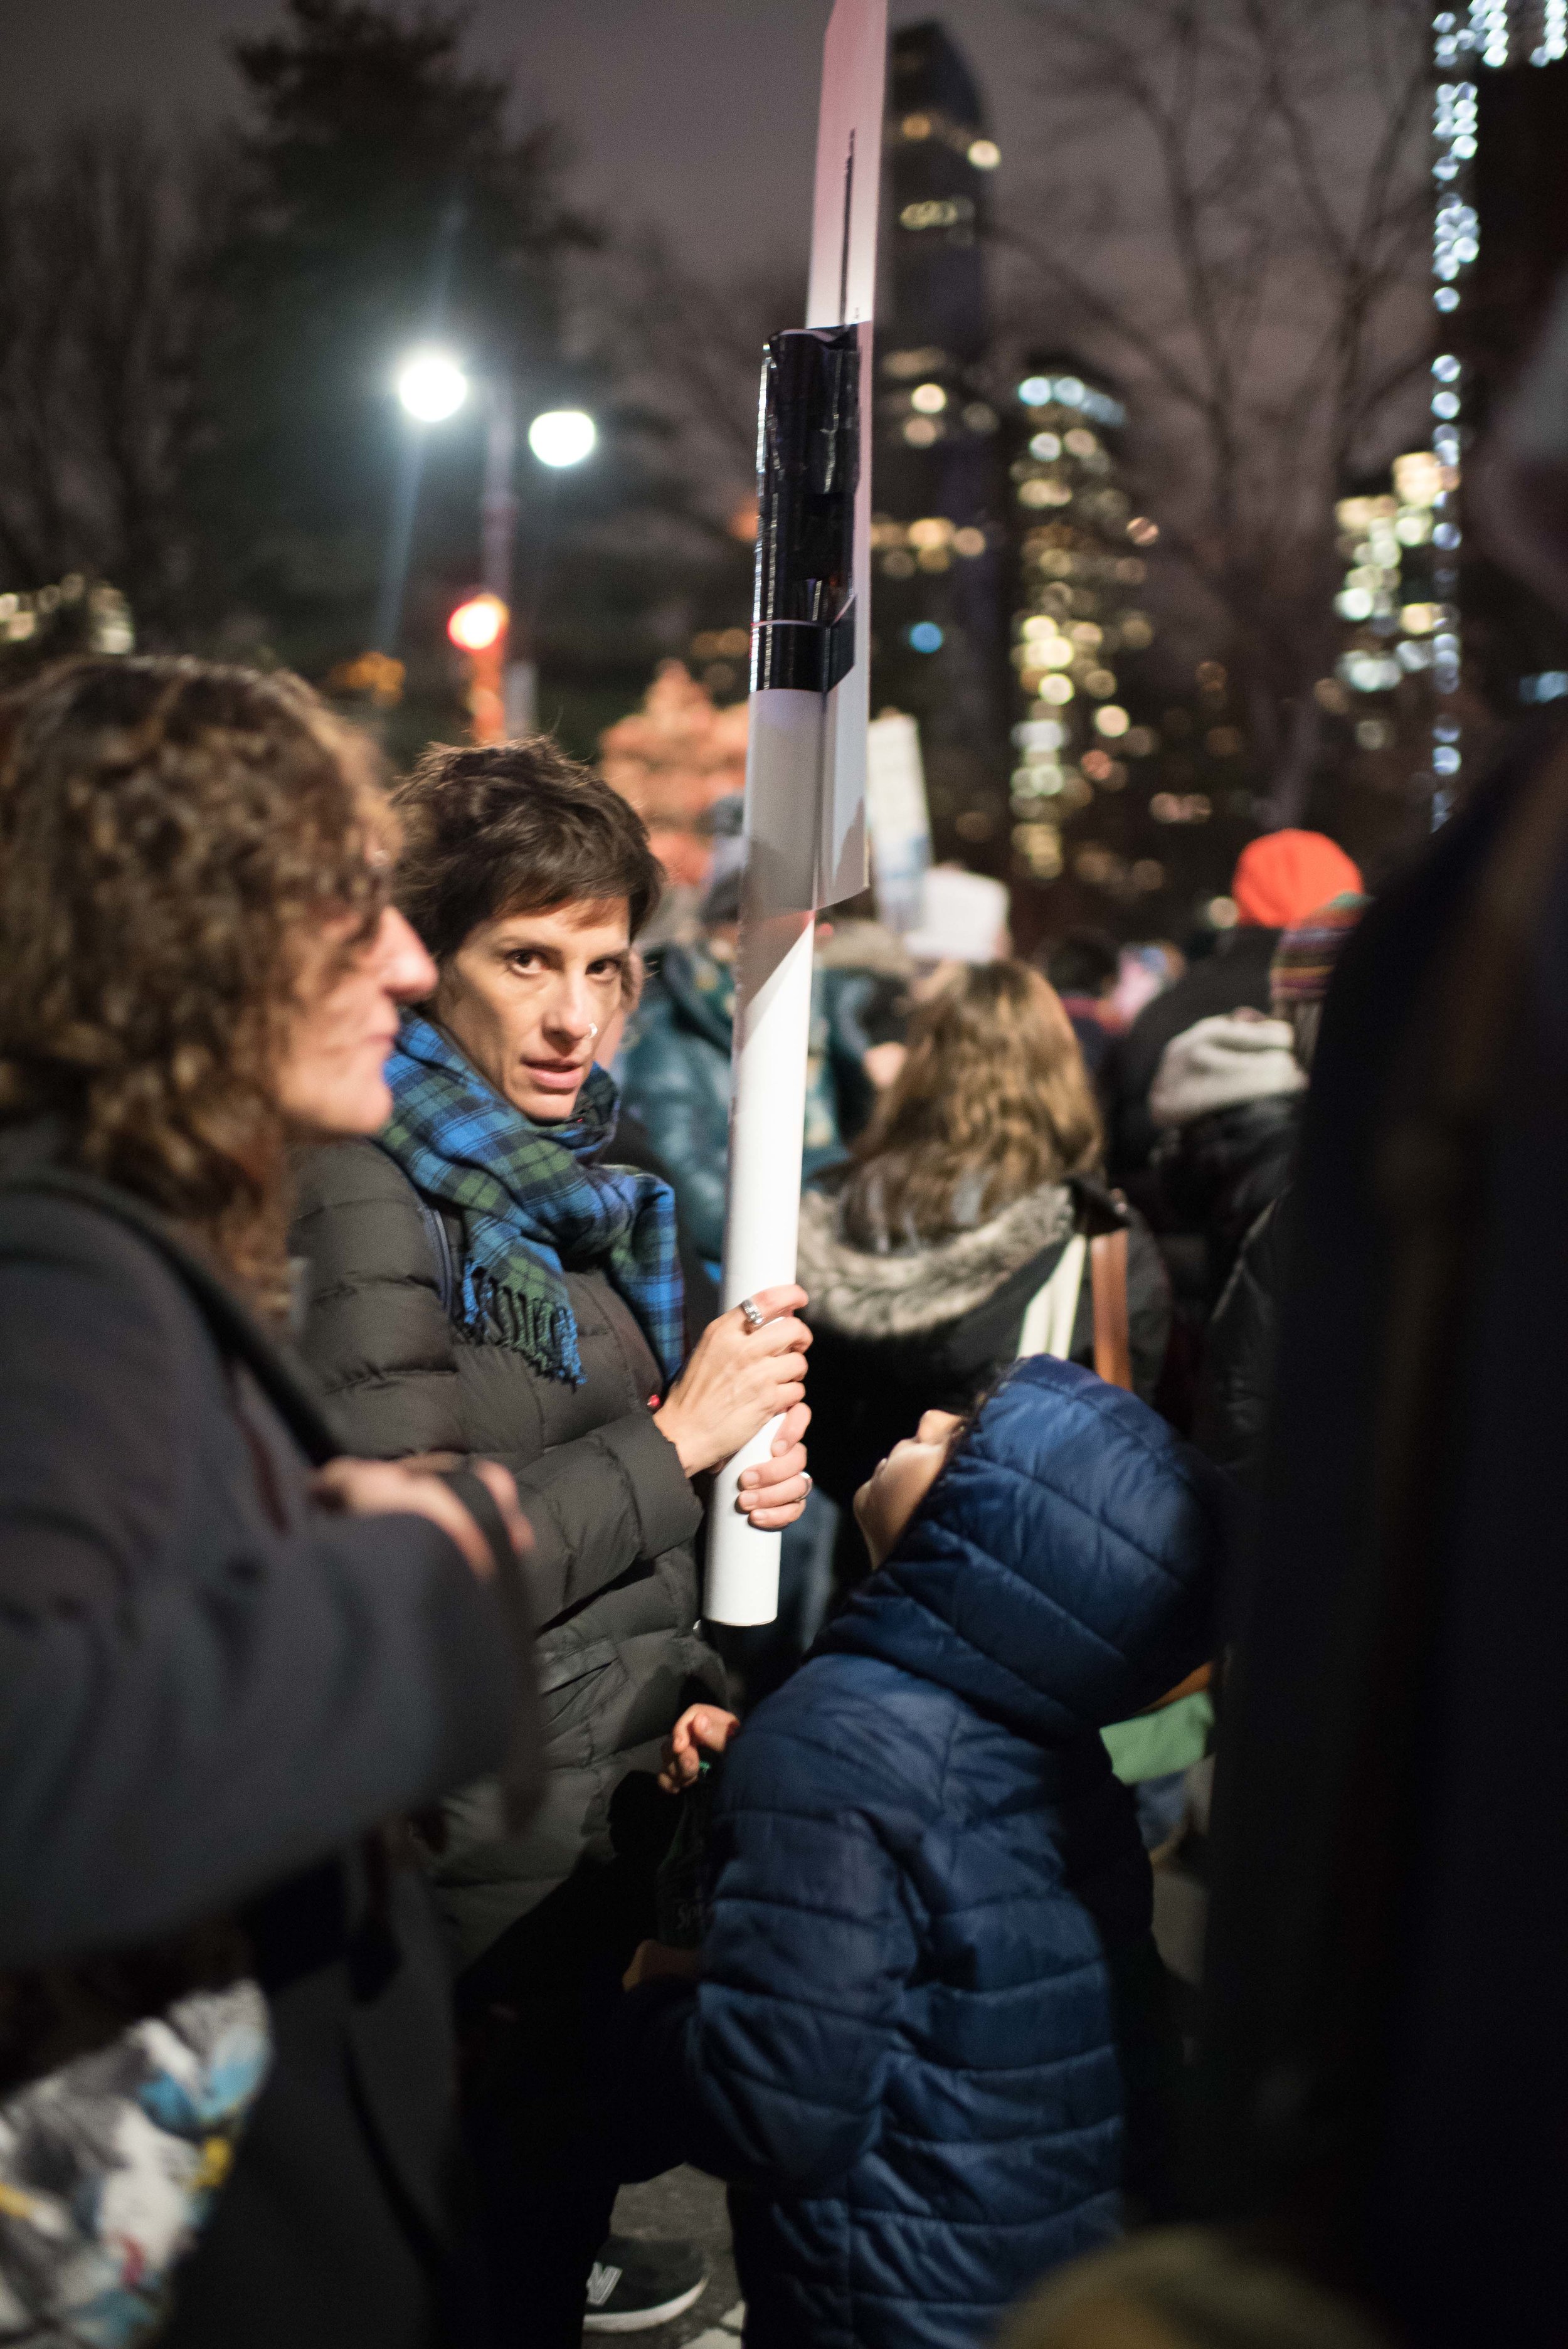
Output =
[
  {"x1": 0, "y1": 119, "x2": 221, "y2": 630},
  {"x1": 1006, "y1": 0, "x2": 1431, "y2": 817}
]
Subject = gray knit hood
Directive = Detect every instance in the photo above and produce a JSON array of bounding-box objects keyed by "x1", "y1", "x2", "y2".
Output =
[{"x1": 1148, "y1": 1010, "x2": 1306, "y2": 1132}]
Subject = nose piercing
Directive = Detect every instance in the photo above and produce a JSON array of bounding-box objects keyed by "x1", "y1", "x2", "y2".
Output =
[{"x1": 588, "y1": 1023, "x2": 600, "y2": 1042}]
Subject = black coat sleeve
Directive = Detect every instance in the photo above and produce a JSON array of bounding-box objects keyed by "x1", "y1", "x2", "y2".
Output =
[
  {"x1": 1194, "y1": 1195, "x2": 1286, "y2": 1485},
  {"x1": 0, "y1": 1199, "x2": 520, "y2": 1967},
  {"x1": 1125, "y1": 1211, "x2": 1173, "y2": 1404},
  {"x1": 292, "y1": 1142, "x2": 701, "y2": 1630}
]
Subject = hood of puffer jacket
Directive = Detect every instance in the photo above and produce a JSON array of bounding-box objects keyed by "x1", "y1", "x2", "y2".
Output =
[
  {"x1": 821, "y1": 1354, "x2": 1232, "y2": 1741},
  {"x1": 796, "y1": 1178, "x2": 1076, "y2": 1339},
  {"x1": 1148, "y1": 1010, "x2": 1306, "y2": 1130}
]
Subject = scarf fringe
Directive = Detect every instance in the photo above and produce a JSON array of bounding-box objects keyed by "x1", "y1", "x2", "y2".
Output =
[{"x1": 462, "y1": 1263, "x2": 585, "y2": 1386}]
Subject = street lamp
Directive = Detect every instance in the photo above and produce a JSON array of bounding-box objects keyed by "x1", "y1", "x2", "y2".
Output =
[
  {"x1": 395, "y1": 346, "x2": 470, "y2": 424},
  {"x1": 375, "y1": 342, "x2": 597, "y2": 745},
  {"x1": 527, "y1": 409, "x2": 596, "y2": 469}
]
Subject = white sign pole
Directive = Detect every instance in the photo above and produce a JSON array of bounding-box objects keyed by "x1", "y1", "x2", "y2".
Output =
[{"x1": 704, "y1": 0, "x2": 886, "y2": 1627}]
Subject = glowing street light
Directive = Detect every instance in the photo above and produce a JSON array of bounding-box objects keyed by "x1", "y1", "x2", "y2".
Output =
[
  {"x1": 527, "y1": 408, "x2": 596, "y2": 468},
  {"x1": 396, "y1": 347, "x2": 470, "y2": 423}
]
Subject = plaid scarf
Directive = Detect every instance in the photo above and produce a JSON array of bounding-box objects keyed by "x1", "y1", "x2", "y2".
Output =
[{"x1": 380, "y1": 1014, "x2": 683, "y2": 1388}]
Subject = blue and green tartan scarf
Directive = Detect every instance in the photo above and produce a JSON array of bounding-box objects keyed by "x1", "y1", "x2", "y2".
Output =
[{"x1": 380, "y1": 1014, "x2": 684, "y2": 1389}]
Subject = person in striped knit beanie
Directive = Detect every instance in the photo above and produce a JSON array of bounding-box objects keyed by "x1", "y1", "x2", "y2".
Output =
[{"x1": 1269, "y1": 889, "x2": 1371, "y2": 1073}]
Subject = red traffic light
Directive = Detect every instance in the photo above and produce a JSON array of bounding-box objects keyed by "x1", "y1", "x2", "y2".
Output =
[{"x1": 447, "y1": 593, "x2": 508, "y2": 653}]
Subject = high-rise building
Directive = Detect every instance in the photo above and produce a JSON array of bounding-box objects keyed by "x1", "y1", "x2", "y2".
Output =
[
  {"x1": 1000, "y1": 356, "x2": 1242, "y2": 925},
  {"x1": 1005, "y1": 356, "x2": 1147, "y2": 889},
  {"x1": 870, "y1": 22, "x2": 1011, "y2": 867}
]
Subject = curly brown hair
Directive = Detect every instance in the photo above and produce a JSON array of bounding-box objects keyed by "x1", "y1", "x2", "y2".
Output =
[
  {"x1": 393, "y1": 735, "x2": 664, "y2": 967},
  {"x1": 841, "y1": 960, "x2": 1103, "y2": 1248},
  {"x1": 0, "y1": 657, "x2": 391, "y2": 1307}
]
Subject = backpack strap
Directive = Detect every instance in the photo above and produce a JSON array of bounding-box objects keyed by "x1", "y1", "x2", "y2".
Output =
[
  {"x1": 1089, "y1": 1226, "x2": 1133, "y2": 1389},
  {"x1": 1016, "y1": 1231, "x2": 1088, "y2": 1362},
  {"x1": 0, "y1": 1165, "x2": 342, "y2": 1466},
  {"x1": 414, "y1": 1190, "x2": 458, "y2": 1320}
]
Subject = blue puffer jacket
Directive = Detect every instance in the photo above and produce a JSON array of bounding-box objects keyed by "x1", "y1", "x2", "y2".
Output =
[{"x1": 605, "y1": 1356, "x2": 1231, "y2": 2349}]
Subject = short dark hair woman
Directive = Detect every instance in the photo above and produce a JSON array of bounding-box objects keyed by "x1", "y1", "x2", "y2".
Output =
[
  {"x1": 797, "y1": 960, "x2": 1170, "y2": 1522},
  {"x1": 0, "y1": 659, "x2": 539, "y2": 2349},
  {"x1": 291, "y1": 735, "x2": 811, "y2": 2344}
]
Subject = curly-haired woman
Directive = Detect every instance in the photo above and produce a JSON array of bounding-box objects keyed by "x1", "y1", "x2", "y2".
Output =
[
  {"x1": 290, "y1": 737, "x2": 811, "y2": 2345},
  {"x1": 0, "y1": 659, "x2": 542, "y2": 2349},
  {"x1": 797, "y1": 960, "x2": 1170, "y2": 1520}
]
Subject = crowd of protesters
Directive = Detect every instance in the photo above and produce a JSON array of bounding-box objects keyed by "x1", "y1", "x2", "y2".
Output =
[{"x1": 0, "y1": 536, "x2": 1561, "y2": 2349}]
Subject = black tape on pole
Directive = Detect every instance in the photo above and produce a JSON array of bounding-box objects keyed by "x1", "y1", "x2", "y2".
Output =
[{"x1": 751, "y1": 325, "x2": 861, "y2": 698}]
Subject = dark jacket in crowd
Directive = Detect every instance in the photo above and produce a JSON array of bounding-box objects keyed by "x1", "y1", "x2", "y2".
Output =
[
  {"x1": 1197, "y1": 725, "x2": 1568, "y2": 2344},
  {"x1": 0, "y1": 1152, "x2": 534, "y2": 2349},
  {"x1": 795, "y1": 1172, "x2": 1171, "y2": 1513},
  {"x1": 604, "y1": 1356, "x2": 1232, "y2": 2349},
  {"x1": 618, "y1": 941, "x2": 876, "y2": 1266},
  {"x1": 292, "y1": 1140, "x2": 723, "y2": 1972},
  {"x1": 612, "y1": 1106, "x2": 719, "y2": 1339},
  {"x1": 1108, "y1": 926, "x2": 1281, "y2": 1175},
  {"x1": 1153, "y1": 1095, "x2": 1300, "y2": 1305},
  {"x1": 1193, "y1": 1194, "x2": 1288, "y2": 1485}
]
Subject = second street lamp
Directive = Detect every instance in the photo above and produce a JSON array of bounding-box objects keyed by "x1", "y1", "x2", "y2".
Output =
[{"x1": 527, "y1": 408, "x2": 596, "y2": 469}]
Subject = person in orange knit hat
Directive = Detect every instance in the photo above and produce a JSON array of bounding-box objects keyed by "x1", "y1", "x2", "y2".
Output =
[
  {"x1": 1229, "y1": 830, "x2": 1364, "y2": 930},
  {"x1": 1108, "y1": 830, "x2": 1364, "y2": 1174}
]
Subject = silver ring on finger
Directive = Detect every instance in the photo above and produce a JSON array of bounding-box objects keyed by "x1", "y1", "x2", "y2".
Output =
[
  {"x1": 738, "y1": 1295, "x2": 765, "y2": 1330},
  {"x1": 801, "y1": 1472, "x2": 812, "y2": 1493}
]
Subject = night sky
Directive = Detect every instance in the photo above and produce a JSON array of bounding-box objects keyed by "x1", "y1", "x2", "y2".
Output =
[{"x1": 3, "y1": 0, "x2": 1042, "y2": 275}]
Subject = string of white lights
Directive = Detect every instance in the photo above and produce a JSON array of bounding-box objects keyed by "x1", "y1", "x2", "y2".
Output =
[
  {"x1": 1429, "y1": 14, "x2": 1480, "y2": 812},
  {"x1": 1427, "y1": 4, "x2": 1563, "y2": 815},
  {"x1": 1535, "y1": 0, "x2": 1567, "y2": 62},
  {"x1": 1471, "y1": 0, "x2": 1510, "y2": 66}
]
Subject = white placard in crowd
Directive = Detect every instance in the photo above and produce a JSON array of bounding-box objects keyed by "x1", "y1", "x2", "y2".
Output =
[
  {"x1": 904, "y1": 865, "x2": 1010, "y2": 966},
  {"x1": 866, "y1": 712, "x2": 932, "y2": 936}
]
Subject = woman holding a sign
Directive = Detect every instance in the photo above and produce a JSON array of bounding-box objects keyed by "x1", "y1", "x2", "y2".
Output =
[{"x1": 292, "y1": 736, "x2": 813, "y2": 2340}]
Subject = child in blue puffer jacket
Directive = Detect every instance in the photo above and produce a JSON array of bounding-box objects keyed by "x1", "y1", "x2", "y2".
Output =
[{"x1": 601, "y1": 1354, "x2": 1232, "y2": 2349}]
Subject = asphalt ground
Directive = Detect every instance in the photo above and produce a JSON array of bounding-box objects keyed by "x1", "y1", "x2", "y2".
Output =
[{"x1": 607, "y1": 2168, "x2": 740, "y2": 2348}]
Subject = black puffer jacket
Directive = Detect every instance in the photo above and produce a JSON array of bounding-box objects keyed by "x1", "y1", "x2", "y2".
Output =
[
  {"x1": 292, "y1": 1140, "x2": 724, "y2": 1973},
  {"x1": 795, "y1": 1172, "x2": 1170, "y2": 1513}
]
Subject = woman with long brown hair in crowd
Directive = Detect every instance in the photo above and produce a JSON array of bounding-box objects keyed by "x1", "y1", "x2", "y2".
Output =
[
  {"x1": 798, "y1": 958, "x2": 1170, "y2": 1524},
  {"x1": 0, "y1": 658, "x2": 539, "y2": 2349}
]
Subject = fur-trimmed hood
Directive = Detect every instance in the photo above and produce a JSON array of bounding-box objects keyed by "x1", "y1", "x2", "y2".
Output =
[{"x1": 796, "y1": 1180, "x2": 1075, "y2": 1340}]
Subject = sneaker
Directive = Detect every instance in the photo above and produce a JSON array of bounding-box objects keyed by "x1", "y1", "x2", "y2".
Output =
[{"x1": 583, "y1": 2235, "x2": 709, "y2": 2334}]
